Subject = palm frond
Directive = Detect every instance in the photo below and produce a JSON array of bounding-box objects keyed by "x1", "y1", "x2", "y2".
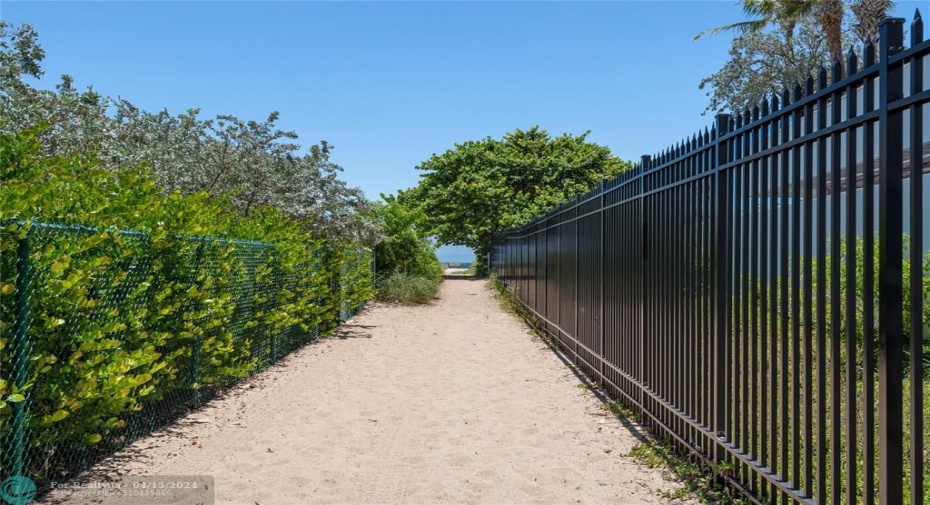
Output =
[
  {"x1": 778, "y1": 0, "x2": 822, "y2": 20},
  {"x1": 740, "y1": 0, "x2": 782, "y2": 18},
  {"x1": 694, "y1": 19, "x2": 772, "y2": 41}
]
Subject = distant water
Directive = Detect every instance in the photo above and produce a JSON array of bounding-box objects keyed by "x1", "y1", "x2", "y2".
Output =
[{"x1": 436, "y1": 244, "x2": 475, "y2": 263}]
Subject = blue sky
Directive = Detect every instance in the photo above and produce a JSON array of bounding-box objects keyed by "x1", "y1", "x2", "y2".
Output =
[{"x1": 1, "y1": 1, "x2": 922, "y2": 261}]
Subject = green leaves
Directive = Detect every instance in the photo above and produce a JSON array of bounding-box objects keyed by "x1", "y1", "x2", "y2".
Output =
[
  {"x1": 1, "y1": 21, "x2": 379, "y2": 246},
  {"x1": 0, "y1": 26, "x2": 379, "y2": 480},
  {"x1": 698, "y1": 16, "x2": 846, "y2": 115},
  {"x1": 409, "y1": 126, "x2": 630, "y2": 272},
  {"x1": 39, "y1": 409, "x2": 69, "y2": 425},
  {"x1": 371, "y1": 194, "x2": 442, "y2": 282},
  {"x1": 0, "y1": 128, "x2": 375, "y2": 467}
]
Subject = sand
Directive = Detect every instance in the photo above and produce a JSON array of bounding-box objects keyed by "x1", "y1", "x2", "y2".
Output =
[{"x1": 44, "y1": 278, "x2": 694, "y2": 505}]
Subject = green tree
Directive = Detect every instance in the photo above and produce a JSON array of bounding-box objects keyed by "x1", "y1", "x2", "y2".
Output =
[
  {"x1": 0, "y1": 21, "x2": 380, "y2": 245},
  {"x1": 695, "y1": 0, "x2": 892, "y2": 59},
  {"x1": 696, "y1": 0, "x2": 892, "y2": 114},
  {"x1": 699, "y1": 17, "x2": 844, "y2": 114},
  {"x1": 408, "y1": 126, "x2": 629, "y2": 274},
  {"x1": 371, "y1": 192, "x2": 442, "y2": 282}
]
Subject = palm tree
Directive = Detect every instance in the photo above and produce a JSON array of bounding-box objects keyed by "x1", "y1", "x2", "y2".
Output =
[
  {"x1": 817, "y1": 0, "x2": 846, "y2": 59},
  {"x1": 696, "y1": 0, "x2": 893, "y2": 62},
  {"x1": 851, "y1": 0, "x2": 894, "y2": 43}
]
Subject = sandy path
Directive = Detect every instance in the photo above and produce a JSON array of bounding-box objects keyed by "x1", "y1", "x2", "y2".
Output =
[{"x1": 47, "y1": 278, "x2": 692, "y2": 505}]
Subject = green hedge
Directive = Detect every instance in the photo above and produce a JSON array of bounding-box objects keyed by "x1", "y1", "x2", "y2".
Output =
[{"x1": 0, "y1": 127, "x2": 374, "y2": 489}]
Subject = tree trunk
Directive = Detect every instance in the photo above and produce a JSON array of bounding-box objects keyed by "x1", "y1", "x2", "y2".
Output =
[{"x1": 817, "y1": 0, "x2": 845, "y2": 63}]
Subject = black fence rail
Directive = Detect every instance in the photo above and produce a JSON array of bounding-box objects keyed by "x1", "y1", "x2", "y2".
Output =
[
  {"x1": 491, "y1": 16, "x2": 928, "y2": 505},
  {"x1": 0, "y1": 220, "x2": 373, "y2": 495}
]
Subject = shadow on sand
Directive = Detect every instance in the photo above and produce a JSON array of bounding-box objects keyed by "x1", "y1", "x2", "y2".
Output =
[{"x1": 334, "y1": 323, "x2": 376, "y2": 339}]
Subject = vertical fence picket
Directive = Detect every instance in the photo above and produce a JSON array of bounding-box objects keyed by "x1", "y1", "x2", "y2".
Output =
[
  {"x1": 713, "y1": 114, "x2": 731, "y2": 465},
  {"x1": 909, "y1": 10, "x2": 925, "y2": 505},
  {"x1": 845, "y1": 47, "x2": 860, "y2": 505},
  {"x1": 878, "y1": 17, "x2": 905, "y2": 505},
  {"x1": 599, "y1": 180, "x2": 606, "y2": 380}
]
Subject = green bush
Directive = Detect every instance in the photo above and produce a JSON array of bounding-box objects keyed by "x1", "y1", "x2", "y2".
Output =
[
  {"x1": 0, "y1": 127, "x2": 374, "y2": 486},
  {"x1": 376, "y1": 272, "x2": 440, "y2": 305},
  {"x1": 721, "y1": 234, "x2": 929, "y2": 503},
  {"x1": 371, "y1": 193, "x2": 443, "y2": 282},
  {"x1": 754, "y1": 235, "x2": 930, "y2": 376}
]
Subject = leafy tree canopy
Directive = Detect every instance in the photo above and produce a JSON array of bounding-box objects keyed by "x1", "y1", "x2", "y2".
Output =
[
  {"x1": 0, "y1": 21, "x2": 379, "y2": 245},
  {"x1": 697, "y1": 0, "x2": 891, "y2": 115},
  {"x1": 407, "y1": 126, "x2": 629, "y2": 270},
  {"x1": 699, "y1": 16, "x2": 850, "y2": 114}
]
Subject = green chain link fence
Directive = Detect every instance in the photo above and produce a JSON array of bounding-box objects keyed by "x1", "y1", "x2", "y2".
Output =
[{"x1": 0, "y1": 220, "x2": 373, "y2": 493}]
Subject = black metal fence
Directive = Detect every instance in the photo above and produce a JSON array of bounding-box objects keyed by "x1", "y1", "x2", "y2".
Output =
[{"x1": 491, "y1": 17, "x2": 928, "y2": 505}]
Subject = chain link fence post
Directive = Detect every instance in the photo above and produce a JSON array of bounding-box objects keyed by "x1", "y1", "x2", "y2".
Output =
[
  {"x1": 189, "y1": 242, "x2": 205, "y2": 409},
  {"x1": 11, "y1": 231, "x2": 31, "y2": 478}
]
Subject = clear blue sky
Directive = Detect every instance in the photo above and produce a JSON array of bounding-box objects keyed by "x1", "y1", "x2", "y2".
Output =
[{"x1": 1, "y1": 1, "x2": 922, "y2": 261}]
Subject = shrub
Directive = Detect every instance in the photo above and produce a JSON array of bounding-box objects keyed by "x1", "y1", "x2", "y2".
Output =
[
  {"x1": 376, "y1": 272, "x2": 440, "y2": 305},
  {"x1": 371, "y1": 193, "x2": 443, "y2": 282},
  {"x1": 0, "y1": 127, "x2": 374, "y2": 487}
]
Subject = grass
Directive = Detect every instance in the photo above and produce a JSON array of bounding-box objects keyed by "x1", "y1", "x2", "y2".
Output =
[
  {"x1": 629, "y1": 440, "x2": 752, "y2": 504},
  {"x1": 600, "y1": 397, "x2": 750, "y2": 504},
  {"x1": 723, "y1": 265, "x2": 930, "y2": 504},
  {"x1": 489, "y1": 274, "x2": 531, "y2": 317},
  {"x1": 490, "y1": 257, "x2": 930, "y2": 503},
  {"x1": 487, "y1": 272, "x2": 926, "y2": 503},
  {"x1": 376, "y1": 271, "x2": 440, "y2": 305},
  {"x1": 488, "y1": 273, "x2": 741, "y2": 503},
  {"x1": 488, "y1": 274, "x2": 545, "y2": 340}
]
